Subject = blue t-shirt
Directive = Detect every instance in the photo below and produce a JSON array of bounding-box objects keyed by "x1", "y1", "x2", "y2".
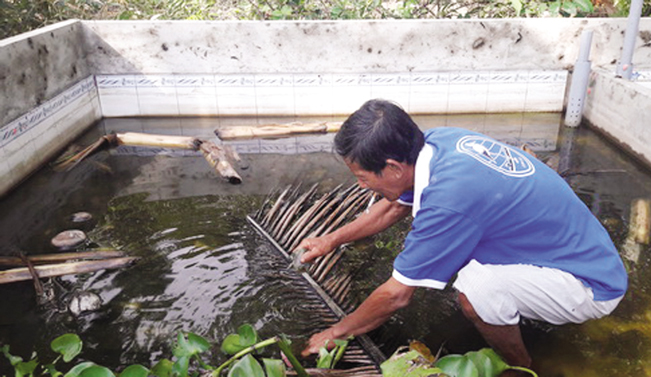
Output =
[{"x1": 393, "y1": 127, "x2": 628, "y2": 301}]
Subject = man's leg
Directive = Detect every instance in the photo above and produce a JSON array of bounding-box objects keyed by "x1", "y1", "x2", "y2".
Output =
[{"x1": 458, "y1": 292, "x2": 532, "y2": 368}]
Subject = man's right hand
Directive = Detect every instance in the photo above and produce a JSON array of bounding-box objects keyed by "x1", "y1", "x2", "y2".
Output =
[{"x1": 295, "y1": 235, "x2": 337, "y2": 264}]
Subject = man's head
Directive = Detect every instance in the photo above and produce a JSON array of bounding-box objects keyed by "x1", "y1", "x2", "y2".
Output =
[
  {"x1": 334, "y1": 99, "x2": 424, "y2": 174},
  {"x1": 334, "y1": 99, "x2": 424, "y2": 200}
]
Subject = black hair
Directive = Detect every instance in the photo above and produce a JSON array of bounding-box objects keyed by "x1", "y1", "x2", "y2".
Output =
[{"x1": 334, "y1": 99, "x2": 425, "y2": 174}]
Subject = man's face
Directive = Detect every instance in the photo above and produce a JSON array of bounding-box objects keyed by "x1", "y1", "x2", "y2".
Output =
[{"x1": 345, "y1": 159, "x2": 405, "y2": 202}]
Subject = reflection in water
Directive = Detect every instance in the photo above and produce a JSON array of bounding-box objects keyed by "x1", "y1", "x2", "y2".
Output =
[{"x1": 1, "y1": 115, "x2": 651, "y2": 376}]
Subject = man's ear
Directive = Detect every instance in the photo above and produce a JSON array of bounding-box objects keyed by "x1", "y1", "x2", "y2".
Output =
[{"x1": 385, "y1": 159, "x2": 405, "y2": 178}]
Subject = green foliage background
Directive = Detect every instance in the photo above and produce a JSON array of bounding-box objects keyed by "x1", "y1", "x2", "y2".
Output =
[{"x1": 2, "y1": 0, "x2": 650, "y2": 40}]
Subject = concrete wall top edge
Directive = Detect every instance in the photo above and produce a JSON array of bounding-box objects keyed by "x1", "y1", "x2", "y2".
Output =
[{"x1": 80, "y1": 18, "x2": 651, "y2": 75}]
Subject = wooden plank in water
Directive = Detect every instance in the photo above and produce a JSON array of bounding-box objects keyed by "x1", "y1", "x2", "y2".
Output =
[
  {"x1": 0, "y1": 250, "x2": 126, "y2": 267},
  {"x1": 0, "y1": 257, "x2": 138, "y2": 284}
]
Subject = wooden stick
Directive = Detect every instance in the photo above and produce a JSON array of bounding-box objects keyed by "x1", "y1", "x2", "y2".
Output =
[
  {"x1": 0, "y1": 257, "x2": 138, "y2": 285},
  {"x1": 199, "y1": 141, "x2": 243, "y2": 184},
  {"x1": 116, "y1": 132, "x2": 200, "y2": 150},
  {"x1": 215, "y1": 121, "x2": 343, "y2": 140},
  {"x1": 0, "y1": 250, "x2": 126, "y2": 267}
]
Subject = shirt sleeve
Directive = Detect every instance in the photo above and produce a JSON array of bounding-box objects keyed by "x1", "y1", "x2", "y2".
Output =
[
  {"x1": 397, "y1": 190, "x2": 414, "y2": 206},
  {"x1": 393, "y1": 204, "x2": 482, "y2": 290}
]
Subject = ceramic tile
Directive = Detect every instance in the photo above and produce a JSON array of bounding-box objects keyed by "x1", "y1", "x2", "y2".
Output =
[
  {"x1": 255, "y1": 86, "x2": 295, "y2": 116},
  {"x1": 408, "y1": 73, "x2": 449, "y2": 114},
  {"x1": 136, "y1": 75, "x2": 179, "y2": 116},
  {"x1": 330, "y1": 74, "x2": 372, "y2": 115},
  {"x1": 97, "y1": 75, "x2": 140, "y2": 117},
  {"x1": 483, "y1": 71, "x2": 525, "y2": 113},
  {"x1": 524, "y1": 82, "x2": 566, "y2": 112},
  {"x1": 215, "y1": 74, "x2": 257, "y2": 116},
  {"x1": 0, "y1": 158, "x2": 10, "y2": 183},
  {"x1": 296, "y1": 134, "x2": 336, "y2": 154},
  {"x1": 370, "y1": 74, "x2": 411, "y2": 108},
  {"x1": 293, "y1": 74, "x2": 334, "y2": 116},
  {"x1": 447, "y1": 72, "x2": 488, "y2": 114},
  {"x1": 175, "y1": 75, "x2": 218, "y2": 116},
  {"x1": 259, "y1": 138, "x2": 298, "y2": 155}
]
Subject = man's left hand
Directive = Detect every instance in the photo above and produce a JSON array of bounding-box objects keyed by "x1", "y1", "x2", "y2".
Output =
[{"x1": 301, "y1": 327, "x2": 339, "y2": 357}]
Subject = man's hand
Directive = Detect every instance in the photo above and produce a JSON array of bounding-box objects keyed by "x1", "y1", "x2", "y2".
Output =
[
  {"x1": 295, "y1": 235, "x2": 337, "y2": 264},
  {"x1": 300, "y1": 277, "x2": 415, "y2": 358},
  {"x1": 301, "y1": 327, "x2": 339, "y2": 357}
]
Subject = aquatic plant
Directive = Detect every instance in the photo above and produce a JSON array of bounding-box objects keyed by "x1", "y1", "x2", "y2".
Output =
[
  {"x1": 0, "y1": 327, "x2": 309, "y2": 377},
  {"x1": 380, "y1": 342, "x2": 538, "y2": 377}
]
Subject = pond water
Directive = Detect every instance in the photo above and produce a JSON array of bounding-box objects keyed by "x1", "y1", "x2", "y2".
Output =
[{"x1": 0, "y1": 114, "x2": 650, "y2": 376}]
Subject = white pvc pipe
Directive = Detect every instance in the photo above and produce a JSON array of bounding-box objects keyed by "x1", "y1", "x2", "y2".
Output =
[
  {"x1": 564, "y1": 30, "x2": 593, "y2": 128},
  {"x1": 616, "y1": 0, "x2": 644, "y2": 79}
]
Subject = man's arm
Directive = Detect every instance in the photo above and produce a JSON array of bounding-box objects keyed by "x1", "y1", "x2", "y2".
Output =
[
  {"x1": 301, "y1": 276, "x2": 415, "y2": 356},
  {"x1": 297, "y1": 198, "x2": 411, "y2": 263}
]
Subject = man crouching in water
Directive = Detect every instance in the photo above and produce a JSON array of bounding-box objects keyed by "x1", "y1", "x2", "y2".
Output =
[{"x1": 296, "y1": 99, "x2": 627, "y2": 374}]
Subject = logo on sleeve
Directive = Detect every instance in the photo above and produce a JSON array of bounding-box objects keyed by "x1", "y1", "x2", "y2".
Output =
[{"x1": 456, "y1": 135, "x2": 535, "y2": 177}]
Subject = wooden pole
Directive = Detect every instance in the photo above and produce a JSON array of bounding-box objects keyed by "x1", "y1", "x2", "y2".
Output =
[
  {"x1": 0, "y1": 250, "x2": 126, "y2": 267},
  {"x1": 215, "y1": 121, "x2": 343, "y2": 140},
  {"x1": 116, "y1": 132, "x2": 200, "y2": 150},
  {"x1": 0, "y1": 257, "x2": 138, "y2": 285}
]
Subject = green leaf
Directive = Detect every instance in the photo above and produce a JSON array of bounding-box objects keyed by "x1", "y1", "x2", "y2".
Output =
[
  {"x1": 227, "y1": 355, "x2": 265, "y2": 377},
  {"x1": 172, "y1": 356, "x2": 190, "y2": 377},
  {"x1": 511, "y1": 0, "x2": 523, "y2": 15},
  {"x1": 64, "y1": 362, "x2": 96, "y2": 377},
  {"x1": 51, "y1": 334, "x2": 83, "y2": 363},
  {"x1": 44, "y1": 362, "x2": 63, "y2": 377},
  {"x1": 78, "y1": 365, "x2": 115, "y2": 377},
  {"x1": 381, "y1": 349, "x2": 444, "y2": 377},
  {"x1": 118, "y1": 365, "x2": 149, "y2": 377},
  {"x1": 572, "y1": 0, "x2": 594, "y2": 13},
  {"x1": 220, "y1": 334, "x2": 245, "y2": 355},
  {"x1": 561, "y1": 1, "x2": 578, "y2": 15},
  {"x1": 174, "y1": 332, "x2": 210, "y2": 358},
  {"x1": 221, "y1": 325, "x2": 259, "y2": 355},
  {"x1": 549, "y1": 0, "x2": 562, "y2": 14},
  {"x1": 262, "y1": 358, "x2": 285, "y2": 377},
  {"x1": 1, "y1": 344, "x2": 23, "y2": 366},
  {"x1": 237, "y1": 324, "x2": 258, "y2": 346},
  {"x1": 435, "y1": 354, "x2": 479, "y2": 377},
  {"x1": 465, "y1": 349, "x2": 508, "y2": 377},
  {"x1": 186, "y1": 333, "x2": 211, "y2": 355},
  {"x1": 15, "y1": 359, "x2": 39, "y2": 377},
  {"x1": 316, "y1": 346, "x2": 334, "y2": 369},
  {"x1": 150, "y1": 359, "x2": 173, "y2": 377}
]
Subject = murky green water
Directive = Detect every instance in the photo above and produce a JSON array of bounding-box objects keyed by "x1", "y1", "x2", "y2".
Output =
[{"x1": 1, "y1": 114, "x2": 650, "y2": 376}]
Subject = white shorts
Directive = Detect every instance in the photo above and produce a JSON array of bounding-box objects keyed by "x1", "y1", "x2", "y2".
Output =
[{"x1": 452, "y1": 259, "x2": 624, "y2": 326}]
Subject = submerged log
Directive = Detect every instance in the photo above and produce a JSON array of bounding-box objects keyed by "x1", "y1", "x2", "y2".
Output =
[
  {"x1": 0, "y1": 257, "x2": 138, "y2": 285},
  {"x1": 199, "y1": 141, "x2": 243, "y2": 184},
  {"x1": 215, "y1": 121, "x2": 343, "y2": 140},
  {"x1": 0, "y1": 250, "x2": 126, "y2": 267}
]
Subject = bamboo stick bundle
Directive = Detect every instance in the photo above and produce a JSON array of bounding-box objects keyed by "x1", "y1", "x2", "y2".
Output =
[
  {"x1": 0, "y1": 257, "x2": 138, "y2": 285},
  {"x1": 215, "y1": 121, "x2": 343, "y2": 141}
]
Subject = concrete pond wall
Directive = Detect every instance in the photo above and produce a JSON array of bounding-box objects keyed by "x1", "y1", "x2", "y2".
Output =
[{"x1": 1, "y1": 18, "x2": 651, "y2": 197}]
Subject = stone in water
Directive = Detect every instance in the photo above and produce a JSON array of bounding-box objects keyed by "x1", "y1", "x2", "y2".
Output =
[
  {"x1": 71, "y1": 212, "x2": 93, "y2": 223},
  {"x1": 51, "y1": 230, "x2": 87, "y2": 250}
]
